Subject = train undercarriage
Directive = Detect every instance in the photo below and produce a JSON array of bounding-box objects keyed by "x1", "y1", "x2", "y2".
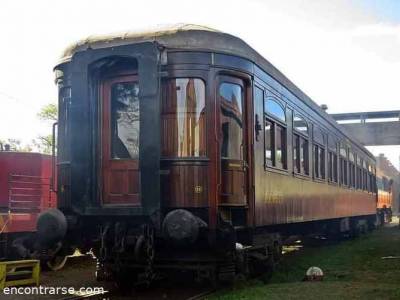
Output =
[{"x1": 62, "y1": 212, "x2": 377, "y2": 289}]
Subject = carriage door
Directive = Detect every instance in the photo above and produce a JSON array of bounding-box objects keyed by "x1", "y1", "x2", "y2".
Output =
[
  {"x1": 218, "y1": 76, "x2": 248, "y2": 207},
  {"x1": 101, "y1": 75, "x2": 140, "y2": 205}
]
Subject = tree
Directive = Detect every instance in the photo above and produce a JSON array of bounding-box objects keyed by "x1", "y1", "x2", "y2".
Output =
[
  {"x1": 34, "y1": 103, "x2": 58, "y2": 154},
  {"x1": 37, "y1": 103, "x2": 57, "y2": 122},
  {"x1": 32, "y1": 135, "x2": 52, "y2": 154},
  {"x1": 0, "y1": 138, "x2": 32, "y2": 152}
]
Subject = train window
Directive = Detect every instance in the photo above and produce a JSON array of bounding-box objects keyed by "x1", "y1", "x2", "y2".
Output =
[
  {"x1": 265, "y1": 119, "x2": 273, "y2": 165},
  {"x1": 275, "y1": 125, "x2": 286, "y2": 169},
  {"x1": 161, "y1": 78, "x2": 206, "y2": 157},
  {"x1": 313, "y1": 127, "x2": 325, "y2": 180},
  {"x1": 356, "y1": 157, "x2": 362, "y2": 189},
  {"x1": 111, "y1": 81, "x2": 140, "y2": 159},
  {"x1": 265, "y1": 98, "x2": 285, "y2": 122},
  {"x1": 220, "y1": 82, "x2": 243, "y2": 160},
  {"x1": 349, "y1": 152, "x2": 356, "y2": 188},
  {"x1": 367, "y1": 164, "x2": 375, "y2": 193},
  {"x1": 339, "y1": 145, "x2": 348, "y2": 186},
  {"x1": 294, "y1": 116, "x2": 308, "y2": 135},
  {"x1": 363, "y1": 161, "x2": 368, "y2": 191},
  {"x1": 293, "y1": 115, "x2": 309, "y2": 175},
  {"x1": 328, "y1": 137, "x2": 338, "y2": 183},
  {"x1": 264, "y1": 97, "x2": 287, "y2": 169}
]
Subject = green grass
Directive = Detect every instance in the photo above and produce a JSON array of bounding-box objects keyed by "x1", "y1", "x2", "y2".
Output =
[{"x1": 209, "y1": 225, "x2": 400, "y2": 300}]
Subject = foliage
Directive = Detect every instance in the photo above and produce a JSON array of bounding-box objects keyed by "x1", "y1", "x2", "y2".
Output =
[
  {"x1": 0, "y1": 138, "x2": 32, "y2": 152},
  {"x1": 34, "y1": 103, "x2": 58, "y2": 153},
  {"x1": 32, "y1": 135, "x2": 53, "y2": 154},
  {"x1": 1, "y1": 104, "x2": 57, "y2": 153},
  {"x1": 37, "y1": 103, "x2": 57, "y2": 122}
]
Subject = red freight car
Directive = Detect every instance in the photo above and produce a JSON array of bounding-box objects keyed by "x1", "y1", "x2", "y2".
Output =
[{"x1": 0, "y1": 150, "x2": 57, "y2": 260}]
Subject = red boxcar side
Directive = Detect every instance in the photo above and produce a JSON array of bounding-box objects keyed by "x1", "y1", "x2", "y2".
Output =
[{"x1": 0, "y1": 152, "x2": 56, "y2": 235}]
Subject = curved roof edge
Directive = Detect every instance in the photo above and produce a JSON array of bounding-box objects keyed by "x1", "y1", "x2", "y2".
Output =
[
  {"x1": 57, "y1": 23, "x2": 374, "y2": 160},
  {"x1": 59, "y1": 23, "x2": 221, "y2": 63}
]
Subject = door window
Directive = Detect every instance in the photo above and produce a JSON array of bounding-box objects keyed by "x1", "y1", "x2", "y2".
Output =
[
  {"x1": 219, "y1": 82, "x2": 243, "y2": 160},
  {"x1": 110, "y1": 82, "x2": 140, "y2": 159}
]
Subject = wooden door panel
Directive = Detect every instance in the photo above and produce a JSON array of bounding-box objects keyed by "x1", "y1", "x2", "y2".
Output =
[
  {"x1": 218, "y1": 77, "x2": 248, "y2": 207},
  {"x1": 101, "y1": 75, "x2": 141, "y2": 206},
  {"x1": 221, "y1": 169, "x2": 245, "y2": 205}
]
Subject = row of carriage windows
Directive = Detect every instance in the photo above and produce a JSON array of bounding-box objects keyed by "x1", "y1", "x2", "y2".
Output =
[
  {"x1": 158, "y1": 78, "x2": 376, "y2": 192},
  {"x1": 260, "y1": 87, "x2": 376, "y2": 193}
]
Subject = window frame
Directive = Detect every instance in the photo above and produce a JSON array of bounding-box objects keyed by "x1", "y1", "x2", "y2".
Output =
[
  {"x1": 327, "y1": 136, "x2": 338, "y2": 184},
  {"x1": 161, "y1": 77, "x2": 207, "y2": 158},
  {"x1": 293, "y1": 114, "x2": 310, "y2": 177},
  {"x1": 339, "y1": 145, "x2": 348, "y2": 187},
  {"x1": 362, "y1": 161, "x2": 368, "y2": 192},
  {"x1": 356, "y1": 156, "x2": 363, "y2": 190},
  {"x1": 348, "y1": 151, "x2": 356, "y2": 189},
  {"x1": 264, "y1": 96, "x2": 288, "y2": 171},
  {"x1": 313, "y1": 127, "x2": 326, "y2": 181}
]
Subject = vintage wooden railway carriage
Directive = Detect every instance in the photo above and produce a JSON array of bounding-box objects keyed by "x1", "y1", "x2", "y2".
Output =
[{"x1": 41, "y1": 24, "x2": 377, "y2": 284}]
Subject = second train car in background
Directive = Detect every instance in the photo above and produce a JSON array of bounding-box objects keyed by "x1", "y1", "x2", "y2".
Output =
[{"x1": 39, "y1": 24, "x2": 378, "y2": 286}]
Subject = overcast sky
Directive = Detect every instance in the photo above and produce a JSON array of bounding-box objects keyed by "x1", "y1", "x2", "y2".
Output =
[{"x1": 0, "y1": 0, "x2": 399, "y2": 168}]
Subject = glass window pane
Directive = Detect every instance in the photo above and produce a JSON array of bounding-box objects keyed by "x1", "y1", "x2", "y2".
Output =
[
  {"x1": 340, "y1": 146, "x2": 347, "y2": 157},
  {"x1": 314, "y1": 145, "x2": 319, "y2": 177},
  {"x1": 333, "y1": 154, "x2": 338, "y2": 182},
  {"x1": 314, "y1": 128, "x2": 324, "y2": 144},
  {"x1": 328, "y1": 136, "x2": 337, "y2": 152},
  {"x1": 293, "y1": 134, "x2": 300, "y2": 173},
  {"x1": 301, "y1": 137, "x2": 309, "y2": 174},
  {"x1": 265, "y1": 98, "x2": 285, "y2": 122},
  {"x1": 320, "y1": 148, "x2": 325, "y2": 179},
  {"x1": 219, "y1": 82, "x2": 243, "y2": 159},
  {"x1": 265, "y1": 120, "x2": 273, "y2": 165},
  {"x1": 111, "y1": 81, "x2": 140, "y2": 159},
  {"x1": 294, "y1": 115, "x2": 308, "y2": 135},
  {"x1": 276, "y1": 125, "x2": 286, "y2": 168},
  {"x1": 161, "y1": 78, "x2": 206, "y2": 157}
]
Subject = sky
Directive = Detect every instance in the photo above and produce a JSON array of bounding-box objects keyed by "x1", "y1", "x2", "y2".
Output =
[{"x1": 0, "y1": 0, "x2": 399, "y2": 168}]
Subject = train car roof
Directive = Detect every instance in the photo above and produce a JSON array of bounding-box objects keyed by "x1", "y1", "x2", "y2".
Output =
[{"x1": 58, "y1": 23, "x2": 375, "y2": 160}]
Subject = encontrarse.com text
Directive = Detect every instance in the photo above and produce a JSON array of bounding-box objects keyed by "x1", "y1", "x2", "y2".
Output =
[{"x1": 2, "y1": 286, "x2": 107, "y2": 296}]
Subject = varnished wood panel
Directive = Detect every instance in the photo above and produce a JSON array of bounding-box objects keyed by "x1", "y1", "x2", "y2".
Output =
[
  {"x1": 220, "y1": 160, "x2": 246, "y2": 206},
  {"x1": 101, "y1": 74, "x2": 140, "y2": 206},
  {"x1": 161, "y1": 162, "x2": 208, "y2": 208}
]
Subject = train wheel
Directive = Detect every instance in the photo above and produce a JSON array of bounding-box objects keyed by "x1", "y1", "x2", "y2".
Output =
[{"x1": 46, "y1": 255, "x2": 68, "y2": 271}]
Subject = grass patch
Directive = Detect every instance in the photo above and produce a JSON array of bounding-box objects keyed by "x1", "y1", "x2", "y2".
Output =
[{"x1": 209, "y1": 226, "x2": 400, "y2": 300}]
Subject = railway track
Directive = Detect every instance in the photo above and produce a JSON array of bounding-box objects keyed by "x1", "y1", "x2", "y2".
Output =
[
  {"x1": 59, "y1": 287, "x2": 215, "y2": 300},
  {"x1": 59, "y1": 290, "x2": 109, "y2": 300},
  {"x1": 186, "y1": 288, "x2": 216, "y2": 300}
]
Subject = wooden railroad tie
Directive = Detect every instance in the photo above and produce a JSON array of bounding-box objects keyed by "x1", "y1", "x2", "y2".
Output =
[{"x1": 0, "y1": 259, "x2": 40, "y2": 289}]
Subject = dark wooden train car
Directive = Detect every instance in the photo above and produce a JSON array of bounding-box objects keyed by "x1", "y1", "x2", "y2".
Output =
[
  {"x1": 43, "y1": 24, "x2": 377, "y2": 285},
  {"x1": 0, "y1": 150, "x2": 57, "y2": 260}
]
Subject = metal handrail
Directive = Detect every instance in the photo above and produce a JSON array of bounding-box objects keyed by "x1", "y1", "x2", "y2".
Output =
[{"x1": 51, "y1": 122, "x2": 58, "y2": 192}]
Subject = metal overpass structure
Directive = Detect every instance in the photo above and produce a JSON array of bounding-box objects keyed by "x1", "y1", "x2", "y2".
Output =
[
  {"x1": 331, "y1": 110, "x2": 400, "y2": 214},
  {"x1": 330, "y1": 110, "x2": 400, "y2": 146}
]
